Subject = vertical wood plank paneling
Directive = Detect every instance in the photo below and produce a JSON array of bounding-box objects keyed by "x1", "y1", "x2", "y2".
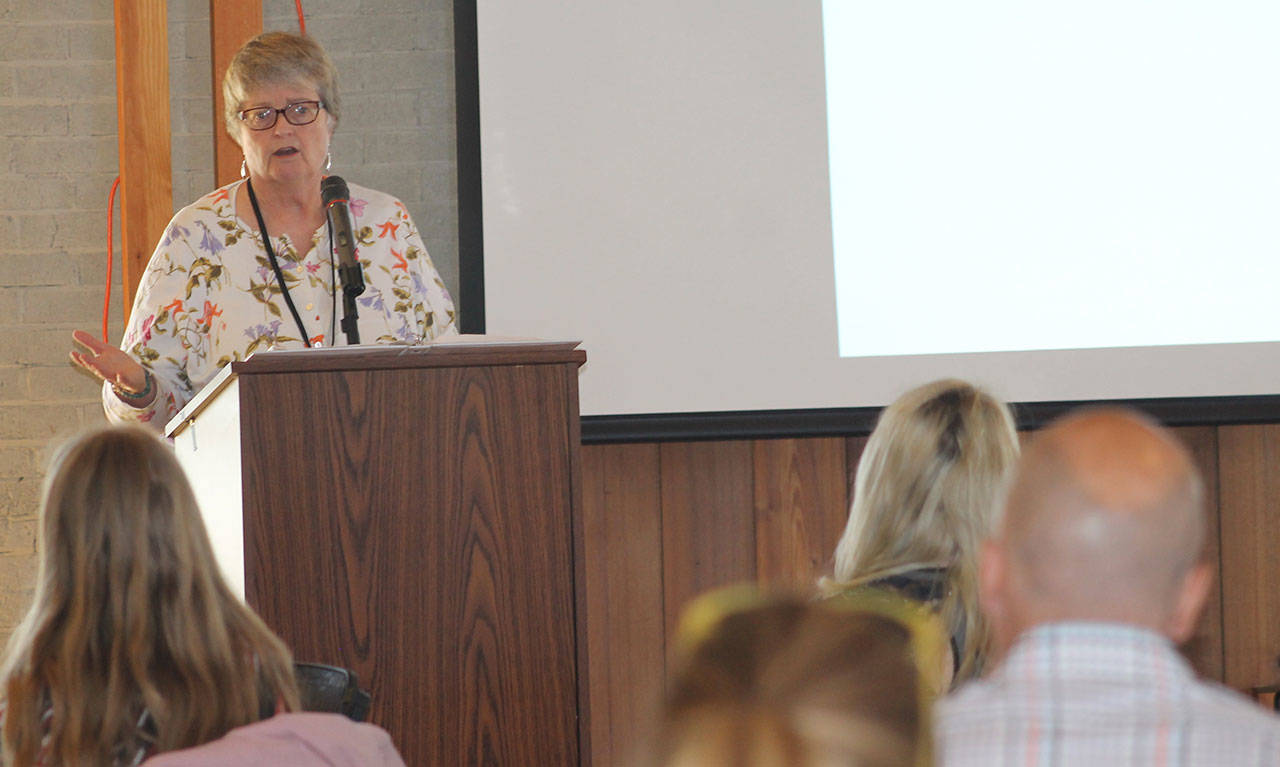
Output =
[
  {"x1": 113, "y1": 0, "x2": 174, "y2": 315},
  {"x1": 844, "y1": 435, "x2": 870, "y2": 486},
  {"x1": 580, "y1": 443, "x2": 665, "y2": 767},
  {"x1": 753, "y1": 437, "x2": 848, "y2": 588},
  {"x1": 572, "y1": 425, "x2": 1280, "y2": 757},
  {"x1": 831, "y1": 435, "x2": 870, "y2": 570},
  {"x1": 210, "y1": 0, "x2": 264, "y2": 187},
  {"x1": 1219, "y1": 425, "x2": 1280, "y2": 691},
  {"x1": 1171, "y1": 426, "x2": 1225, "y2": 681},
  {"x1": 660, "y1": 441, "x2": 755, "y2": 642}
]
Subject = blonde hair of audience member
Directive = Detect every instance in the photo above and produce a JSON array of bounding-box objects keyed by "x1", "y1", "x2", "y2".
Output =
[
  {"x1": 979, "y1": 408, "x2": 1213, "y2": 658},
  {"x1": 0, "y1": 426, "x2": 300, "y2": 767},
  {"x1": 653, "y1": 592, "x2": 935, "y2": 767},
  {"x1": 824, "y1": 379, "x2": 1019, "y2": 683}
]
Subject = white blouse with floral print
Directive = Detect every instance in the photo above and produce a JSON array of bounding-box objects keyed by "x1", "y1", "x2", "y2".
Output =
[{"x1": 104, "y1": 179, "x2": 457, "y2": 429}]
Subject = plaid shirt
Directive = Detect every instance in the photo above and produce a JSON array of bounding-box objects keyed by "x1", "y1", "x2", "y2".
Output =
[
  {"x1": 0, "y1": 700, "x2": 152, "y2": 766},
  {"x1": 936, "y1": 623, "x2": 1280, "y2": 767}
]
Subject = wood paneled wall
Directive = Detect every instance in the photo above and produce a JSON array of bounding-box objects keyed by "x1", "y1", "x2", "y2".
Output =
[
  {"x1": 580, "y1": 424, "x2": 1277, "y2": 766},
  {"x1": 1218, "y1": 426, "x2": 1280, "y2": 690}
]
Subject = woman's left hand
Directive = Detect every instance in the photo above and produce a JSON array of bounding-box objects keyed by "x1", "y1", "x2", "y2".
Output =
[{"x1": 70, "y1": 329, "x2": 157, "y2": 407}]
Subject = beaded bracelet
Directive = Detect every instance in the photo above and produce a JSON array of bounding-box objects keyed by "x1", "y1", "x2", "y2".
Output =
[{"x1": 113, "y1": 369, "x2": 153, "y2": 403}]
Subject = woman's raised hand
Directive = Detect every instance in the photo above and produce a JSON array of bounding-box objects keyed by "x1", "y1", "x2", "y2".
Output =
[{"x1": 70, "y1": 329, "x2": 155, "y2": 405}]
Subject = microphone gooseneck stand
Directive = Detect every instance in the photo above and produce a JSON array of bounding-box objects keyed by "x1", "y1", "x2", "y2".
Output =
[
  {"x1": 339, "y1": 278, "x2": 362, "y2": 345},
  {"x1": 245, "y1": 176, "x2": 367, "y2": 348},
  {"x1": 321, "y1": 175, "x2": 366, "y2": 346}
]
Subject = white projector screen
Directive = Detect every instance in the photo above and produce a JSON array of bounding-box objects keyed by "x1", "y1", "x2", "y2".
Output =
[{"x1": 475, "y1": 1, "x2": 1280, "y2": 418}]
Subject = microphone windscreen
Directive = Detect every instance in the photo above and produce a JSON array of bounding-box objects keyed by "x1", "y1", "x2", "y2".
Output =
[{"x1": 321, "y1": 175, "x2": 351, "y2": 206}]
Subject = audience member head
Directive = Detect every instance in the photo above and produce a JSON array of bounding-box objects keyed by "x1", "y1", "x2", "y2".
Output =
[
  {"x1": 653, "y1": 590, "x2": 936, "y2": 767},
  {"x1": 827, "y1": 379, "x2": 1019, "y2": 681},
  {"x1": 0, "y1": 426, "x2": 300, "y2": 767},
  {"x1": 980, "y1": 408, "x2": 1211, "y2": 656}
]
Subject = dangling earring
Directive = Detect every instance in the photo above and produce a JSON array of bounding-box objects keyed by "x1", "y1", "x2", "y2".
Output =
[
  {"x1": 240, "y1": 158, "x2": 247, "y2": 178},
  {"x1": 324, "y1": 151, "x2": 332, "y2": 172}
]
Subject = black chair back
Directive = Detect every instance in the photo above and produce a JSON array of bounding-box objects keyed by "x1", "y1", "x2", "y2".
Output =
[{"x1": 295, "y1": 662, "x2": 372, "y2": 722}]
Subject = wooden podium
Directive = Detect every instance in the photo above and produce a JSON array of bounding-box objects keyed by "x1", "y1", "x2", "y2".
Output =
[{"x1": 166, "y1": 340, "x2": 589, "y2": 766}]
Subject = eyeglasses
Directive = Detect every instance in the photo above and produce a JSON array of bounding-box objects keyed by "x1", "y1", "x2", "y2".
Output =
[{"x1": 237, "y1": 100, "x2": 325, "y2": 131}]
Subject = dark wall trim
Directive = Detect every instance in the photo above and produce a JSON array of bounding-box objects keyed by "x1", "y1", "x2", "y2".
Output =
[
  {"x1": 454, "y1": 0, "x2": 485, "y2": 333},
  {"x1": 581, "y1": 394, "x2": 1280, "y2": 444}
]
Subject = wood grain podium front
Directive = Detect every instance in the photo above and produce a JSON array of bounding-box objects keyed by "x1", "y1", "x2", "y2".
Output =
[{"x1": 166, "y1": 340, "x2": 589, "y2": 766}]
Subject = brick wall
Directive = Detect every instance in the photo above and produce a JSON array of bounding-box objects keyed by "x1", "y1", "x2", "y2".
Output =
[
  {"x1": 0, "y1": 1, "x2": 121, "y2": 634},
  {"x1": 0, "y1": 0, "x2": 458, "y2": 638}
]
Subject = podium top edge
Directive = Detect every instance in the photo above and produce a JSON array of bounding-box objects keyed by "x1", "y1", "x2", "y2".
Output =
[
  {"x1": 232, "y1": 338, "x2": 584, "y2": 374},
  {"x1": 165, "y1": 339, "x2": 585, "y2": 437}
]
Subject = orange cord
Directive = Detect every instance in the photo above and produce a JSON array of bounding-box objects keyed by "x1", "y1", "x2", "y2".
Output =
[
  {"x1": 295, "y1": 0, "x2": 306, "y2": 34},
  {"x1": 104, "y1": 176, "x2": 120, "y2": 342}
]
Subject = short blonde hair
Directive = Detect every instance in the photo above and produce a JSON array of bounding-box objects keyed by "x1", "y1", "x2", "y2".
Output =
[
  {"x1": 826, "y1": 379, "x2": 1019, "y2": 682},
  {"x1": 222, "y1": 31, "x2": 340, "y2": 140}
]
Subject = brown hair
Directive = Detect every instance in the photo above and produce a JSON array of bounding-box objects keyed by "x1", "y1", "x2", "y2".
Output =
[
  {"x1": 0, "y1": 426, "x2": 299, "y2": 766},
  {"x1": 222, "y1": 31, "x2": 341, "y2": 140},
  {"x1": 825, "y1": 379, "x2": 1019, "y2": 682},
  {"x1": 654, "y1": 593, "x2": 931, "y2": 767}
]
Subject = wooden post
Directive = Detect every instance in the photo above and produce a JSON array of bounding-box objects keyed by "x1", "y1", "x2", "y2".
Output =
[
  {"x1": 211, "y1": 0, "x2": 263, "y2": 187},
  {"x1": 113, "y1": 0, "x2": 174, "y2": 321}
]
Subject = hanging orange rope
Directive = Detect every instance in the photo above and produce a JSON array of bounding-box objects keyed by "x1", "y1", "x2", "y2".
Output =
[{"x1": 103, "y1": 176, "x2": 120, "y2": 342}]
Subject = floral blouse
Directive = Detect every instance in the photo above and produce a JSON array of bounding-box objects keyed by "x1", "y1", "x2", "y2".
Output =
[{"x1": 104, "y1": 179, "x2": 457, "y2": 429}]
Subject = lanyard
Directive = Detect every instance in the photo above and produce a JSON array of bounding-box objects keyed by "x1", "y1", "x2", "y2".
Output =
[{"x1": 244, "y1": 178, "x2": 337, "y2": 346}]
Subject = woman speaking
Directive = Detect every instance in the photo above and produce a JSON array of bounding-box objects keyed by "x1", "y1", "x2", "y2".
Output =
[{"x1": 71, "y1": 32, "x2": 456, "y2": 428}]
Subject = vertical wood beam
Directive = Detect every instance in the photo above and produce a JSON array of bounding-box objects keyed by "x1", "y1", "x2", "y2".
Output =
[
  {"x1": 211, "y1": 0, "x2": 263, "y2": 187},
  {"x1": 113, "y1": 0, "x2": 174, "y2": 321}
]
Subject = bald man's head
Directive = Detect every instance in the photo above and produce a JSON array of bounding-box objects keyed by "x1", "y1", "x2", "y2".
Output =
[{"x1": 982, "y1": 409, "x2": 1211, "y2": 645}]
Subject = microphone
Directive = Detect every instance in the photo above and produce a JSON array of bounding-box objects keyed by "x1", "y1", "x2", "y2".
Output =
[{"x1": 320, "y1": 175, "x2": 365, "y2": 299}]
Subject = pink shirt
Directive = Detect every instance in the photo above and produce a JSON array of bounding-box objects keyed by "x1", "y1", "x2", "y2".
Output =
[
  {"x1": 936, "y1": 623, "x2": 1280, "y2": 767},
  {"x1": 142, "y1": 713, "x2": 405, "y2": 766}
]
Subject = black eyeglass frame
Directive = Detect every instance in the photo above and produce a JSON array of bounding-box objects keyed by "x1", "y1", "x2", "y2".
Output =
[{"x1": 237, "y1": 100, "x2": 326, "y2": 131}]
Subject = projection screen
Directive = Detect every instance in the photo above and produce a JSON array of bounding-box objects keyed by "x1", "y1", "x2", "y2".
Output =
[{"x1": 472, "y1": 1, "x2": 1280, "y2": 420}]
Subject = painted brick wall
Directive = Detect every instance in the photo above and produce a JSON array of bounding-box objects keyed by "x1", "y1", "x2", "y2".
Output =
[
  {"x1": 0, "y1": 0, "x2": 458, "y2": 638},
  {"x1": 0, "y1": 1, "x2": 122, "y2": 634}
]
